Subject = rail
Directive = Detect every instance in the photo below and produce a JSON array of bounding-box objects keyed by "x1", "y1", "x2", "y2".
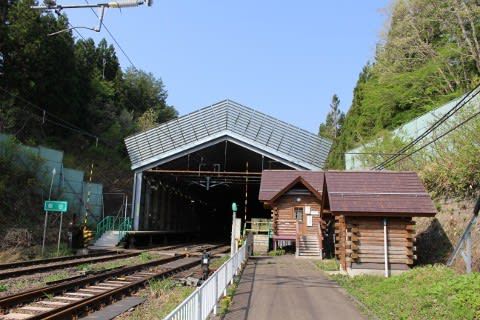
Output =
[
  {"x1": 296, "y1": 220, "x2": 300, "y2": 257},
  {"x1": 164, "y1": 234, "x2": 252, "y2": 320}
]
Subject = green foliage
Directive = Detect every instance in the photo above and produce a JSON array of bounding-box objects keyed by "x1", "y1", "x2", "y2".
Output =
[
  {"x1": 0, "y1": 137, "x2": 45, "y2": 228},
  {"x1": 333, "y1": 265, "x2": 480, "y2": 320},
  {"x1": 268, "y1": 249, "x2": 285, "y2": 256},
  {"x1": 0, "y1": 0, "x2": 178, "y2": 201},
  {"x1": 319, "y1": 94, "x2": 345, "y2": 140},
  {"x1": 328, "y1": 0, "x2": 480, "y2": 170},
  {"x1": 314, "y1": 259, "x2": 339, "y2": 272},
  {"x1": 0, "y1": 284, "x2": 7, "y2": 292},
  {"x1": 139, "y1": 252, "x2": 153, "y2": 262}
]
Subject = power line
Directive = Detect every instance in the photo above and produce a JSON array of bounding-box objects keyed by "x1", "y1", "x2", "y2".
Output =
[
  {"x1": 82, "y1": 0, "x2": 137, "y2": 69},
  {"x1": 383, "y1": 110, "x2": 480, "y2": 168},
  {"x1": 0, "y1": 86, "x2": 99, "y2": 140},
  {"x1": 372, "y1": 83, "x2": 480, "y2": 170}
]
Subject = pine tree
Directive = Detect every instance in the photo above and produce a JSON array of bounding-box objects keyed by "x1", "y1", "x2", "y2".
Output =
[{"x1": 319, "y1": 94, "x2": 345, "y2": 140}]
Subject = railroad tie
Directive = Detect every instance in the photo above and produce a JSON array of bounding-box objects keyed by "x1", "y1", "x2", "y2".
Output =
[
  {"x1": 1, "y1": 313, "x2": 33, "y2": 320},
  {"x1": 53, "y1": 296, "x2": 83, "y2": 301},
  {"x1": 87, "y1": 286, "x2": 115, "y2": 290},
  {"x1": 105, "y1": 280, "x2": 131, "y2": 284},
  {"x1": 38, "y1": 301, "x2": 70, "y2": 306},
  {"x1": 19, "y1": 306, "x2": 54, "y2": 312},
  {"x1": 64, "y1": 292, "x2": 95, "y2": 297},
  {"x1": 79, "y1": 288, "x2": 106, "y2": 293}
]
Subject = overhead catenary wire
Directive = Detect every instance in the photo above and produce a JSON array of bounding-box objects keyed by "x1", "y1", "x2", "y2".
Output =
[
  {"x1": 379, "y1": 110, "x2": 480, "y2": 169},
  {"x1": 82, "y1": 0, "x2": 137, "y2": 69},
  {"x1": 373, "y1": 83, "x2": 480, "y2": 170}
]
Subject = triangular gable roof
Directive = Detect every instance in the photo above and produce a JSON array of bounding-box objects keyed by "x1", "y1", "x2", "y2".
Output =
[
  {"x1": 324, "y1": 171, "x2": 436, "y2": 217},
  {"x1": 259, "y1": 170, "x2": 324, "y2": 203},
  {"x1": 125, "y1": 100, "x2": 332, "y2": 171}
]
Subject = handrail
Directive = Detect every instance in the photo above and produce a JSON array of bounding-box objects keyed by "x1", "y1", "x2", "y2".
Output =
[
  {"x1": 95, "y1": 216, "x2": 133, "y2": 240},
  {"x1": 164, "y1": 233, "x2": 252, "y2": 320},
  {"x1": 295, "y1": 220, "x2": 300, "y2": 257}
]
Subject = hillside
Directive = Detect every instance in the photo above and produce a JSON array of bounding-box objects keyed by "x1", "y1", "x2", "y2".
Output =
[
  {"x1": 0, "y1": 0, "x2": 177, "y2": 194},
  {"x1": 328, "y1": 0, "x2": 480, "y2": 170}
]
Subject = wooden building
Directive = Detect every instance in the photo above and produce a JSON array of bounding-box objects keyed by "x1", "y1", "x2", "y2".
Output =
[
  {"x1": 259, "y1": 170, "x2": 332, "y2": 258},
  {"x1": 258, "y1": 170, "x2": 436, "y2": 275},
  {"x1": 323, "y1": 171, "x2": 436, "y2": 276}
]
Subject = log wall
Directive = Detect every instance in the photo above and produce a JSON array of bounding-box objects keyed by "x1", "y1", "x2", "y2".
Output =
[
  {"x1": 335, "y1": 216, "x2": 416, "y2": 271},
  {"x1": 272, "y1": 195, "x2": 322, "y2": 239}
]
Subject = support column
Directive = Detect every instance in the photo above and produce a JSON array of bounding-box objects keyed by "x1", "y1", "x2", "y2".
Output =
[
  {"x1": 132, "y1": 171, "x2": 143, "y2": 231},
  {"x1": 152, "y1": 187, "x2": 159, "y2": 229},
  {"x1": 159, "y1": 188, "x2": 166, "y2": 230},
  {"x1": 165, "y1": 190, "x2": 171, "y2": 231},
  {"x1": 144, "y1": 184, "x2": 151, "y2": 230}
]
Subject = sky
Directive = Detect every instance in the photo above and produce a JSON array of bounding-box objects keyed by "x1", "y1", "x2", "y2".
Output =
[{"x1": 65, "y1": 1, "x2": 390, "y2": 133}]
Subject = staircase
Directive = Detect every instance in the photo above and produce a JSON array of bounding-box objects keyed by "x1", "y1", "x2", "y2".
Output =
[
  {"x1": 91, "y1": 230, "x2": 122, "y2": 249},
  {"x1": 89, "y1": 216, "x2": 133, "y2": 249},
  {"x1": 298, "y1": 235, "x2": 322, "y2": 257}
]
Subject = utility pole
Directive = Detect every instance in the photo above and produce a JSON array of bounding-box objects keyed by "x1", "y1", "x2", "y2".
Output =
[{"x1": 42, "y1": 168, "x2": 56, "y2": 256}]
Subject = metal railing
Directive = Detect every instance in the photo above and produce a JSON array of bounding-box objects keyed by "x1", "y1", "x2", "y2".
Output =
[
  {"x1": 95, "y1": 216, "x2": 133, "y2": 240},
  {"x1": 164, "y1": 234, "x2": 253, "y2": 320}
]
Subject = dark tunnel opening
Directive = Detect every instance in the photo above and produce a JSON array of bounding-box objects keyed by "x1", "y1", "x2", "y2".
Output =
[{"x1": 136, "y1": 140, "x2": 293, "y2": 243}]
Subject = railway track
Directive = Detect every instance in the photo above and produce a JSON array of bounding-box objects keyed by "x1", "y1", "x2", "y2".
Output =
[
  {"x1": 0, "y1": 244, "x2": 228, "y2": 320},
  {"x1": 0, "y1": 243, "x2": 212, "y2": 280}
]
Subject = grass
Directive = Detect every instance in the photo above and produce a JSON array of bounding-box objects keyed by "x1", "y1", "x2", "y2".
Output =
[
  {"x1": 43, "y1": 271, "x2": 71, "y2": 283},
  {"x1": 267, "y1": 249, "x2": 285, "y2": 256},
  {"x1": 0, "y1": 245, "x2": 73, "y2": 264},
  {"x1": 217, "y1": 277, "x2": 240, "y2": 315},
  {"x1": 126, "y1": 279, "x2": 194, "y2": 319},
  {"x1": 314, "y1": 259, "x2": 340, "y2": 272},
  {"x1": 332, "y1": 265, "x2": 480, "y2": 320},
  {"x1": 209, "y1": 255, "x2": 230, "y2": 270},
  {"x1": 0, "y1": 284, "x2": 7, "y2": 292}
]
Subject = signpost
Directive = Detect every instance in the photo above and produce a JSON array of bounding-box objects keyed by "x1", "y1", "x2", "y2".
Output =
[
  {"x1": 42, "y1": 200, "x2": 69, "y2": 256},
  {"x1": 42, "y1": 168, "x2": 56, "y2": 256},
  {"x1": 231, "y1": 202, "x2": 237, "y2": 256}
]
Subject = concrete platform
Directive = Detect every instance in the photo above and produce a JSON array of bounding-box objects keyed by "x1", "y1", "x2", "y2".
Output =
[{"x1": 222, "y1": 255, "x2": 366, "y2": 320}]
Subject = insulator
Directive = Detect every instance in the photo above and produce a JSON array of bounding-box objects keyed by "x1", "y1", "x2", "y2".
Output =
[{"x1": 108, "y1": 0, "x2": 143, "y2": 8}]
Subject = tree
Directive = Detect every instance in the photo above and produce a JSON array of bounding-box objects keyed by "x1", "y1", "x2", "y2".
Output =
[
  {"x1": 121, "y1": 68, "x2": 177, "y2": 124},
  {"x1": 318, "y1": 94, "x2": 345, "y2": 140}
]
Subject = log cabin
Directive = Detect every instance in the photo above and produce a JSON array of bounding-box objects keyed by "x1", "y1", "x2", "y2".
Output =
[
  {"x1": 259, "y1": 170, "x2": 333, "y2": 258},
  {"x1": 323, "y1": 171, "x2": 436, "y2": 276}
]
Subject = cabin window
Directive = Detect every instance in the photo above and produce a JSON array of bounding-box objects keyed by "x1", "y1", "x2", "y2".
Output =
[{"x1": 294, "y1": 207, "x2": 303, "y2": 221}]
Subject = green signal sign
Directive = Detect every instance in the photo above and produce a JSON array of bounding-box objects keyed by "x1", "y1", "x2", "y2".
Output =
[{"x1": 44, "y1": 201, "x2": 68, "y2": 213}]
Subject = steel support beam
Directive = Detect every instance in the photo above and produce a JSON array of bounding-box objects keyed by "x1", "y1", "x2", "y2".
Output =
[{"x1": 132, "y1": 171, "x2": 143, "y2": 231}]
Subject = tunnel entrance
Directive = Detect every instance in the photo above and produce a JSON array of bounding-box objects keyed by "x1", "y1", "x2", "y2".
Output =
[
  {"x1": 125, "y1": 100, "x2": 332, "y2": 244},
  {"x1": 140, "y1": 141, "x2": 292, "y2": 241}
]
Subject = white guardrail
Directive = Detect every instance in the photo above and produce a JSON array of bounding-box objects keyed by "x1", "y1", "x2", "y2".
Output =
[{"x1": 164, "y1": 234, "x2": 253, "y2": 320}]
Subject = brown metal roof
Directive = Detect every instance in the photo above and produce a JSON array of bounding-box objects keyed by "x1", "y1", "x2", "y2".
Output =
[
  {"x1": 324, "y1": 171, "x2": 436, "y2": 217},
  {"x1": 258, "y1": 170, "x2": 324, "y2": 202}
]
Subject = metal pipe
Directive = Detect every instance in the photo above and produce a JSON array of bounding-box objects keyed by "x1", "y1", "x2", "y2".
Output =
[
  {"x1": 146, "y1": 169, "x2": 262, "y2": 176},
  {"x1": 383, "y1": 218, "x2": 389, "y2": 278}
]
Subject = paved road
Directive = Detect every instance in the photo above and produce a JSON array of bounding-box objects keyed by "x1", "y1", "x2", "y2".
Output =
[{"x1": 222, "y1": 255, "x2": 366, "y2": 320}]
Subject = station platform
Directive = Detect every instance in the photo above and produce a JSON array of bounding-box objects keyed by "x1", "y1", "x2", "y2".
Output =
[{"x1": 222, "y1": 255, "x2": 366, "y2": 320}]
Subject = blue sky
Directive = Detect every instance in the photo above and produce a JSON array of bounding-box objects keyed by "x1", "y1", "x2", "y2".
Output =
[{"x1": 65, "y1": 1, "x2": 390, "y2": 133}]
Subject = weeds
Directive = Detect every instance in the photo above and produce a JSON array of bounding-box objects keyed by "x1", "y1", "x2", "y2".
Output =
[
  {"x1": 315, "y1": 259, "x2": 340, "y2": 272},
  {"x1": 333, "y1": 265, "x2": 480, "y2": 319},
  {"x1": 268, "y1": 249, "x2": 285, "y2": 256}
]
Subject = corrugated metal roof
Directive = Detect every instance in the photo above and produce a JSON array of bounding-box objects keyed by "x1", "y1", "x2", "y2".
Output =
[
  {"x1": 258, "y1": 170, "x2": 324, "y2": 202},
  {"x1": 325, "y1": 171, "x2": 436, "y2": 216},
  {"x1": 125, "y1": 100, "x2": 332, "y2": 171}
]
